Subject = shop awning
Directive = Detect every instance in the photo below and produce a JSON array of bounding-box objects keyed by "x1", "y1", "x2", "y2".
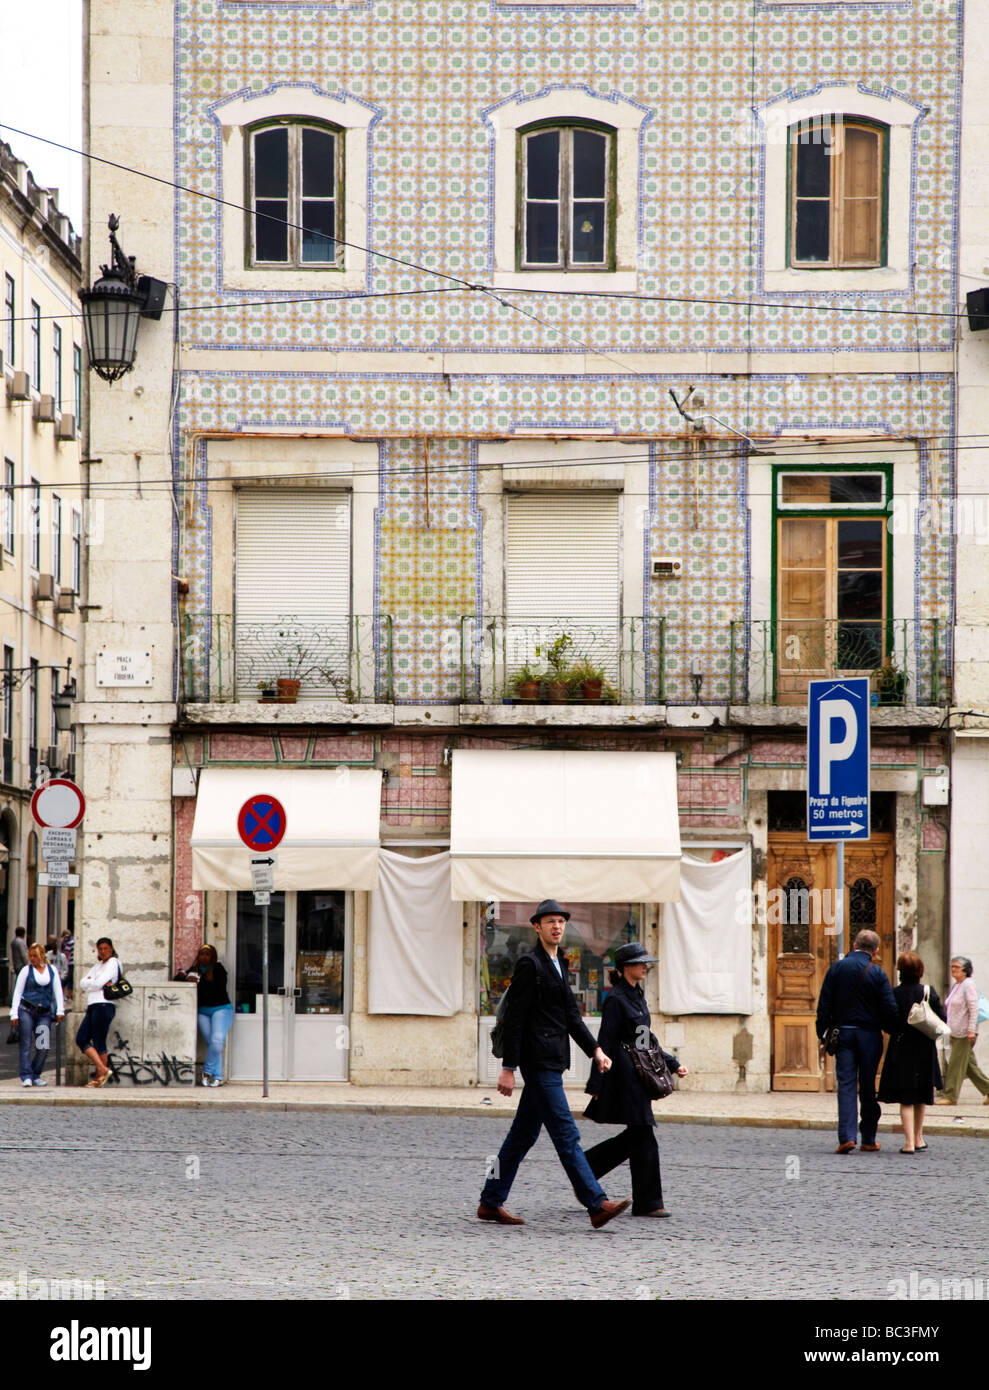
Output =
[
  {"x1": 450, "y1": 750, "x2": 680, "y2": 902},
  {"x1": 191, "y1": 767, "x2": 382, "y2": 891}
]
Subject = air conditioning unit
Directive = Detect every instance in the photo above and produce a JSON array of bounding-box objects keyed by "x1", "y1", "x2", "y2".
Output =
[
  {"x1": 55, "y1": 590, "x2": 76, "y2": 614},
  {"x1": 652, "y1": 557, "x2": 683, "y2": 578},
  {"x1": 57, "y1": 412, "x2": 76, "y2": 441},
  {"x1": 6, "y1": 371, "x2": 29, "y2": 402},
  {"x1": 63, "y1": 752, "x2": 76, "y2": 781},
  {"x1": 45, "y1": 744, "x2": 59, "y2": 771},
  {"x1": 36, "y1": 573, "x2": 55, "y2": 601},
  {"x1": 34, "y1": 395, "x2": 57, "y2": 423}
]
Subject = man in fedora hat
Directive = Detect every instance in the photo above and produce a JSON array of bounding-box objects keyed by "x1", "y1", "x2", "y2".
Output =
[{"x1": 478, "y1": 899, "x2": 631, "y2": 1229}]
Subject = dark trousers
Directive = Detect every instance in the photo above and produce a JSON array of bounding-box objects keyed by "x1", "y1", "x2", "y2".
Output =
[
  {"x1": 835, "y1": 1026, "x2": 883, "y2": 1145},
  {"x1": 480, "y1": 1068, "x2": 606, "y2": 1212},
  {"x1": 585, "y1": 1126, "x2": 664, "y2": 1214}
]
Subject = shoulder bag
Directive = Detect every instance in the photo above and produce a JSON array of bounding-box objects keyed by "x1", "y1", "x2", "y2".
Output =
[
  {"x1": 623, "y1": 1031, "x2": 675, "y2": 1101},
  {"x1": 103, "y1": 959, "x2": 133, "y2": 1002},
  {"x1": 907, "y1": 984, "x2": 949, "y2": 1040}
]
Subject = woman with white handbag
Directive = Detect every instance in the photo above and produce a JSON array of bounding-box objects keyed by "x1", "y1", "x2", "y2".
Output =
[{"x1": 877, "y1": 952, "x2": 947, "y2": 1153}]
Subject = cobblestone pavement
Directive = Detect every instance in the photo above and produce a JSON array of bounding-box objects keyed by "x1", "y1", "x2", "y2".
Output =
[{"x1": 0, "y1": 1107, "x2": 984, "y2": 1300}]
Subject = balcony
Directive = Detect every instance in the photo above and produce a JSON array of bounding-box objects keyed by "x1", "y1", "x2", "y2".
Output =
[{"x1": 177, "y1": 613, "x2": 949, "y2": 722}]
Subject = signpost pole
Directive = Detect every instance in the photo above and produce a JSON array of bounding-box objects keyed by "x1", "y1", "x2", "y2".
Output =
[
  {"x1": 836, "y1": 839, "x2": 845, "y2": 959},
  {"x1": 54, "y1": 883, "x2": 61, "y2": 1088},
  {"x1": 261, "y1": 901, "x2": 269, "y2": 1100}
]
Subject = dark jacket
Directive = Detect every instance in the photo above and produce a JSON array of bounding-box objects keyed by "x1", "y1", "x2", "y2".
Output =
[
  {"x1": 878, "y1": 982, "x2": 946, "y2": 1102},
  {"x1": 501, "y1": 942, "x2": 598, "y2": 1073},
  {"x1": 816, "y1": 950, "x2": 899, "y2": 1038},
  {"x1": 584, "y1": 976, "x2": 679, "y2": 1127},
  {"x1": 197, "y1": 963, "x2": 230, "y2": 1009}
]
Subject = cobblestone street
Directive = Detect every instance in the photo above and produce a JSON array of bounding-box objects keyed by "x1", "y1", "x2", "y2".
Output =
[{"x1": 1, "y1": 1107, "x2": 983, "y2": 1301}]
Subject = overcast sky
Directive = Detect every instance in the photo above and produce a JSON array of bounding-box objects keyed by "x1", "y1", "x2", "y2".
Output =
[{"x1": 0, "y1": 1, "x2": 83, "y2": 229}]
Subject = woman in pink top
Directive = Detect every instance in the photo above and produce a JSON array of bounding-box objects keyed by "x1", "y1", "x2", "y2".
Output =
[{"x1": 935, "y1": 956, "x2": 989, "y2": 1105}]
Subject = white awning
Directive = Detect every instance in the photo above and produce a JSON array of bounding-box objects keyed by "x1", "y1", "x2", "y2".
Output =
[
  {"x1": 191, "y1": 767, "x2": 382, "y2": 891},
  {"x1": 450, "y1": 750, "x2": 680, "y2": 902}
]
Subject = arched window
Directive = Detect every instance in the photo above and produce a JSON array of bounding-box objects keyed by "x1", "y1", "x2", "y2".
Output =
[
  {"x1": 519, "y1": 123, "x2": 614, "y2": 270},
  {"x1": 249, "y1": 121, "x2": 342, "y2": 268},
  {"x1": 789, "y1": 118, "x2": 888, "y2": 269}
]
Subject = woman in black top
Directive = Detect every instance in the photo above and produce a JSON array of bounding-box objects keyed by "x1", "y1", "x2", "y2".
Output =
[
  {"x1": 877, "y1": 951, "x2": 946, "y2": 1153},
  {"x1": 583, "y1": 942, "x2": 687, "y2": 1216},
  {"x1": 176, "y1": 944, "x2": 233, "y2": 1087}
]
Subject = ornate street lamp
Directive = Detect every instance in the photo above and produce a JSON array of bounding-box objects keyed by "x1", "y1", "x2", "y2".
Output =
[{"x1": 79, "y1": 215, "x2": 167, "y2": 383}]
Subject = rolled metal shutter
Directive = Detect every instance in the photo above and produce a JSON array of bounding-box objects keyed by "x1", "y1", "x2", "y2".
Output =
[{"x1": 235, "y1": 489, "x2": 351, "y2": 696}]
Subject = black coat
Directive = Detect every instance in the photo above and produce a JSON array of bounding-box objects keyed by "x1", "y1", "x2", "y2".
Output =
[
  {"x1": 877, "y1": 982, "x2": 946, "y2": 1104},
  {"x1": 584, "y1": 976, "x2": 679, "y2": 1128},
  {"x1": 501, "y1": 942, "x2": 598, "y2": 1073}
]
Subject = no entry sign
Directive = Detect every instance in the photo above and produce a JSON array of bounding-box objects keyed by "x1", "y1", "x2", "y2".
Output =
[
  {"x1": 237, "y1": 794, "x2": 287, "y2": 852},
  {"x1": 31, "y1": 778, "x2": 86, "y2": 829}
]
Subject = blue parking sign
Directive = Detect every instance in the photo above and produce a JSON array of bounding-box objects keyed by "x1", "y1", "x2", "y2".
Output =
[{"x1": 807, "y1": 678, "x2": 870, "y2": 841}]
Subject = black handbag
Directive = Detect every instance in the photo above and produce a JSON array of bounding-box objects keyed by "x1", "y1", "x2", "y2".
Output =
[
  {"x1": 623, "y1": 1032, "x2": 675, "y2": 1101},
  {"x1": 103, "y1": 960, "x2": 133, "y2": 1002}
]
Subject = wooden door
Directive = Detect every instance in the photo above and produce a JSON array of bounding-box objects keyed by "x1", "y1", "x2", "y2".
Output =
[{"x1": 768, "y1": 832, "x2": 894, "y2": 1091}]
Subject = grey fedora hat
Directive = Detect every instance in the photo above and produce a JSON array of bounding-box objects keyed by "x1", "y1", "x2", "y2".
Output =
[
  {"x1": 614, "y1": 942, "x2": 659, "y2": 969},
  {"x1": 530, "y1": 898, "x2": 571, "y2": 924}
]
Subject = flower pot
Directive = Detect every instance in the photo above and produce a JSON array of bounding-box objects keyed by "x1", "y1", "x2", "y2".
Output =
[
  {"x1": 276, "y1": 677, "x2": 301, "y2": 704},
  {"x1": 257, "y1": 690, "x2": 277, "y2": 704},
  {"x1": 545, "y1": 679, "x2": 569, "y2": 703},
  {"x1": 580, "y1": 678, "x2": 603, "y2": 702},
  {"x1": 877, "y1": 673, "x2": 906, "y2": 706},
  {"x1": 516, "y1": 680, "x2": 540, "y2": 703}
]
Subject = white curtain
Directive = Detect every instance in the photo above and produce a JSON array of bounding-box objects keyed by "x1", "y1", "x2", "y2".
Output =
[
  {"x1": 368, "y1": 851, "x2": 463, "y2": 1016},
  {"x1": 660, "y1": 850, "x2": 752, "y2": 1015}
]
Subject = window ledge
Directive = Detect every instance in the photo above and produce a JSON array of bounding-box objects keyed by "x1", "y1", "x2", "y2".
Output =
[
  {"x1": 222, "y1": 266, "x2": 367, "y2": 292},
  {"x1": 763, "y1": 266, "x2": 910, "y2": 293},
  {"x1": 492, "y1": 270, "x2": 637, "y2": 293}
]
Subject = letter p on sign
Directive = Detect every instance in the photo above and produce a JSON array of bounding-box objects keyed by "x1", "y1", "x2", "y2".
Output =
[{"x1": 818, "y1": 699, "x2": 857, "y2": 794}]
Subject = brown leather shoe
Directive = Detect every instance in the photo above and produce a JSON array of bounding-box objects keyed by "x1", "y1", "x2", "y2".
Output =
[
  {"x1": 934, "y1": 1097, "x2": 956, "y2": 1105},
  {"x1": 860, "y1": 1142, "x2": 881, "y2": 1152},
  {"x1": 835, "y1": 1141, "x2": 856, "y2": 1154},
  {"x1": 477, "y1": 1203, "x2": 525, "y2": 1226},
  {"x1": 590, "y1": 1198, "x2": 631, "y2": 1229}
]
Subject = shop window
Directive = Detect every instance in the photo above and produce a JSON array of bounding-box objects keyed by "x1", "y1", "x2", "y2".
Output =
[
  {"x1": 480, "y1": 900, "x2": 640, "y2": 1018},
  {"x1": 249, "y1": 121, "x2": 341, "y2": 268},
  {"x1": 789, "y1": 118, "x2": 887, "y2": 269},
  {"x1": 519, "y1": 123, "x2": 614, "y2": 270}
]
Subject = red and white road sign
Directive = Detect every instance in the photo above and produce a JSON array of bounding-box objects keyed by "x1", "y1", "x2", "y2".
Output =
[
  {"x1": 31, "y1": 778, "x2": 86, "y2": 829},
  {"x1": 237, "y1": 794, "x2": 287, "y2": 851}
]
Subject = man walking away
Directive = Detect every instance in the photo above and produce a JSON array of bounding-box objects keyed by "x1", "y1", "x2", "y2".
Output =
[
  {"x1": 816, "y1": 928, "x2": 898, "y2": 1153},
  {"x1": 478, "y1": 899, "x2": 631, "y2": 1230},
  {"x1": 9, "y1": 927, "x2": 28, "y2": 1002}
]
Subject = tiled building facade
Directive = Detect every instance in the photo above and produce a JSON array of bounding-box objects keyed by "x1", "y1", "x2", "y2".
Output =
[{"x1": 78, "y1": 0, "x2": 974, "y2": 1089}]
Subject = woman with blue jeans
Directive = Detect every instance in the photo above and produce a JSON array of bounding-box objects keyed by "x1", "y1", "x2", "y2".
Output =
[
  {"x1": 177, "y1": 945, "x2": 234, "y2": 1087},
  {"x1": 10, "y1": 942, "x2": 65, "y2": 1086}
]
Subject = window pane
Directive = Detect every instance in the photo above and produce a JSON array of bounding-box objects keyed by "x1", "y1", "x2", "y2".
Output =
[
  {"x1": 572, "y1": 129, "x2": 607, "y2": 199},
  {"x1": 526, "y1": 202, "x2": 559, "y2": 263},
  {"x1": 235, "y1": 892, "x2": 285, "y2": 1012},
  {"x1": 572, "y1": 202, "x2": 605, "y2": 263},
  {"x1": 526, "y1": 131, "x2": 559, "y2": 200},
  {"x1": 829, "y1": 475, "x2": 883, "y2": 504},
  {"x1": 780, "y1": 475, "x2": 831, "y2": 505},
  {"x1": 781, "y1": 518, "x2": 827, "y2": 570},
  {"x1": 302, "y1": 128, "x2": 334, "y2": 197},
  {"x1": 837, "y1": 622, "x2": 883, "y2": 669},
  {"x1": 795, "y1": 200, "x2": 829, "y2": 262},
  {"x1": 255, "y1": 200, "x2": 289, "y2": 261},
  {"x1": 254, "y1": 128, "x2": 288, "y2": 198},
  {"x1": 837, "y1": 570, "x2": 883, "y2": 619},
  {"x1": 843, "y1": 196, "x2": 879, "y2": 264},
  {"x1": 302, "y1": 200, "x2": 336, "y2": 262},
  {"x1": 296, "y1": 891, "x2": 346, "y2": 1014},
  {"x1": 837, "y1": 519, "x2": 883, "y2": 568},
  {"x1": 795, "y1": 138, "x2": 831, "y2": 198}
]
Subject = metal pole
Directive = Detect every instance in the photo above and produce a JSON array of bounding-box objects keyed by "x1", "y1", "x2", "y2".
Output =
[
  {"x1": 836, "y1": 839, "x2": 845, "y2": 958},
  {"x1": 53, "y1": 884, "x2": 61, "y2": 1087},
  {"x1": 261, "y1": 901, "x2": 269, "y2": 1099}
]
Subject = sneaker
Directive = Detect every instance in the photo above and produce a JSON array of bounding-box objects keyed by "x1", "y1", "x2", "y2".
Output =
[
  {"x1": 32, "y1": 1078, "x2": 47, "y2": 1087},
  {"x1": 21, "y1": 1078, "x2": 33, "y2": 1088},
  {"x1": 201, "y1": 1074, "x2": 213, "y2": 1086},
  {"x1": 209, "y1": 1077, "x2": 224, "y2": 1087}
]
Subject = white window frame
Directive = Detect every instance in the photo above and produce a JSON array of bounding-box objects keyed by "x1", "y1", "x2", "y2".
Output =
[
  {"x1": 71, "y1": 509, "x2": 81, "y2": 594},
  {"x1": 210, "y1": 85, "x2": 376, "y2": 292},
  {"x1": 52, "y1": 494, "x2": 62, "y2": 584},
  {"x1": 3, "y1": 459, "x2": 14, "y2": 554},
  {"x1": 484, "y1": 90, "x2": 647, "y2": 291},
  {"x1": 756, "y1": 85, "x2": 923, "y2": 292},
  {"x1": 248, "y1": 120, "x2": 343, "y2": 269}
]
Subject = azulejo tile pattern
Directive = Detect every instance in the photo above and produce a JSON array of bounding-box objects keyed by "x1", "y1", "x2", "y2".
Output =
[{"x1": 175, "y1": 0, "x2": 960, "y2": 355}]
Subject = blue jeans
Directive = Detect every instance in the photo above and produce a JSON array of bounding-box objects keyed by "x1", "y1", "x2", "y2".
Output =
[
  {"x1": 18, "y1": 1006, "x2": 53, "y2": 1082},
  {"x1": 198, "y1": 1005, "x2": 234, "y2": 1080},
  {"x1": 480, "y1": 1068, "x2": 607, "y2": 1213},
  {"x1": 835, "y1": 1026, "x2": 883, "y2": 1145}
]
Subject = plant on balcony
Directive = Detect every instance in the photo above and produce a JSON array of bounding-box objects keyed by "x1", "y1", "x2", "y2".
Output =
[
  {"x1": 507, "y1": 662, "x2": 544, "y2": 703},
  {"x1": 872, "y1": 656, "x2": 907, "y2": 706},
  {"x1": 541, "y1": 632, "x2": 574, "y2": 703},
  {"x1": 272, "y1": 634, "x2": 328, "y2": 703},
  {"x1": 256, "y1": 680, "x2": 277, "y2": 705},
  {"x1": 567, "y1": 657, "x2": 605, "y2": 703}
]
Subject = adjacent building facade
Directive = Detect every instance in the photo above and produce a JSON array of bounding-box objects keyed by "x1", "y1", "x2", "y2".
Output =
[
  {"x1": 79, "y1": 0, "x2": 975, "y2": 1090},
  {"x1": 0, "y1": 139, "x2": 82, "y2": 987}
]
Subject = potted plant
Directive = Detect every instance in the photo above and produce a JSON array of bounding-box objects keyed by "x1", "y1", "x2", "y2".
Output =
[
  {"x1": 542, "y1": 632, "x2": 573, "y2": 703},
  {"x1": 507, "y1": 662, "x2": 543, "y2": 703},
  {"x1": 568, "y1": 657, "x2": 605, "y2": 703},
  {"x1": 256, "y1": 680, "x2": 277, "y2": 705},
  {"x1": 273, "y1": 634, "x2": 327, "y2": 703},
  {"x1": 872, "y1": 656, "x2": 907, "y2": 706}
]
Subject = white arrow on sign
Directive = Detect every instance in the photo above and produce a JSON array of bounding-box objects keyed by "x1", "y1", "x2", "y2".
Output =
[{"x1": 829, "y1": 822, "x2": 867, "y2": 835}]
